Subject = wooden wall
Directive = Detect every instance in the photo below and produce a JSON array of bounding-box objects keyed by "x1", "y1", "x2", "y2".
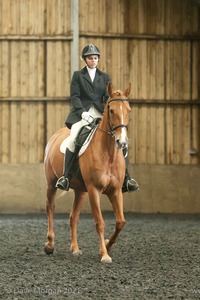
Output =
[
  {"x1": 0, "y1": 0, "x2": 71, "y2": 163},
  {"x1": 0, "y1": 0, "x2": 199, "y2": 166}
]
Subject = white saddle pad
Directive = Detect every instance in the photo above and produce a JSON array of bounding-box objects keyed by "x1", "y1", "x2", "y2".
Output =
[{"x1": 60, "y1": 126, "x2": 98, "y2": 157}]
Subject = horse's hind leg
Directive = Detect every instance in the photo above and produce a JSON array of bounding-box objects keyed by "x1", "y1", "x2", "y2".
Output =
[
  {"x1": 70, "y1": 189, "x2": 87, "y2": 256},
  {"x1": 44, "y1": 184, "x2": 57, "y2": 255},
  {"x1": 106, "y1": 192, "x2": 126, "y2": 252}
]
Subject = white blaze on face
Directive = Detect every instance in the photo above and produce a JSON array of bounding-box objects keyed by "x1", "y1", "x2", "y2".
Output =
[{"x1": 119, "y1": 103, "x2": 128, "y2": 145}]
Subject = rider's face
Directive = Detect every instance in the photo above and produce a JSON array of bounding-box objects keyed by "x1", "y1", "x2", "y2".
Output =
[{"x1": 85, "y1": 55, "x2": 99, "y2": 69}]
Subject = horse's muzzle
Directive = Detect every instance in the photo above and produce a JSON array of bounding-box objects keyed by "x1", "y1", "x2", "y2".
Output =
[
  {"x1": 116, "y1": 138, "x2": 128, "y2": 149},
  {"x1": 115, "y1": 126, "x2": 129, "y2": 149}
]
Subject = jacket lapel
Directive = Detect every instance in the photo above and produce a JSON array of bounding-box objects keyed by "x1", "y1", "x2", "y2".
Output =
[
  {"x1": 82, "y1": 67, "x2": 93, "y2": 84},
  {"x1": 82, "y1": 67, "x2": 101, "y2": 85},
  {"x1": 93, "y1": 70, "x2": 101, "y2": 83}
]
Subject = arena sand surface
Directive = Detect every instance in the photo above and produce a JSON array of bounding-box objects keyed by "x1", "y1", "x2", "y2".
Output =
[{"x1": 0, "y1": 213, "x2": 200, "y2": 299}]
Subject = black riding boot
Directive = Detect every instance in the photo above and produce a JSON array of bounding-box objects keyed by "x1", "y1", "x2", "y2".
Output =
[
  {"x1": 122, "y1": 149, "x2": 139, "y2": 193},
  {"x1": 122, "y1": 168, "x2": 140, "y2": 193},
  {"x1": 56, "y1": 148, "x2": 77, "y2": 191}
]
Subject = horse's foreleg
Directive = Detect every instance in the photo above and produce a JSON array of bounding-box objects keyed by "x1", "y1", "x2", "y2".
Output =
[
  {"x1": 44, "y1": 184, "x2": 57, "y2": 255},
  {"x1": 88, "y1": 188, "x2": 112, "y2": 263},
  {"x1": 106, "y1": 192, "x2": 126, "y2": 252},
  {"x1": 70, "y1": 190, "x2": 87, "y2": 256}
]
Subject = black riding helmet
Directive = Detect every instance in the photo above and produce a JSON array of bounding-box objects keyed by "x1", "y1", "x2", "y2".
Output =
[{"x1": 81, "y1": 44, "x2": 100, "y2": 59}]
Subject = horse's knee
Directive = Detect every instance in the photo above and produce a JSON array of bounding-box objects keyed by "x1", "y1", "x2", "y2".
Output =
[
  {"x1": 46, "y1": 203, "x2": 55, "y2": 213},
  {"x1": 96, "y1": 220, "x2": 105, "y2": 233},
  {"x1": 116, "y1": 219, "x2": 126, "y2": 230},
  {"x1": 70, "y1": 214, "x2": 79, "y2": 226}
]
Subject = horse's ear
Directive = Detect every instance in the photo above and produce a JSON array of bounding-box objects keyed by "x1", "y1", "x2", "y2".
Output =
[
  {"x1": 108, "y1": 82, "x2": 113, "y2": 97},
  {"x1": 124, "y1": 83, "x2": 131, "y2": 97}
]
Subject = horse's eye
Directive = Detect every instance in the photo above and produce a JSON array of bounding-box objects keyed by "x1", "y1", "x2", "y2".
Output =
[{"x1": 110, "y1": 109, "x2": 114, "y2": 114}]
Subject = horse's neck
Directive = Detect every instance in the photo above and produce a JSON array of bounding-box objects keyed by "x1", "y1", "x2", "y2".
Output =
[{"x1": 97, "y1": 113, "x2": 117, "y2": 158}]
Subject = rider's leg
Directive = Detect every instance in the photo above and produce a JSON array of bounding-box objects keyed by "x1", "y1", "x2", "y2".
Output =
[
  {"x1": 56, "y1": 120, "x2": 85, "y2": 191},
  {"x1": 56, "y1": 147, "x2": 77, "y2": 190},
  {"x1": 122, "y1": 147, "x2": 139, "y2": 193}
]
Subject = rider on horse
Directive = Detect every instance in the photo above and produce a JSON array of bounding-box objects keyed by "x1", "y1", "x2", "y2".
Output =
[{"x1": 56, "y1": 44, "x2": 139, "y2": 193}]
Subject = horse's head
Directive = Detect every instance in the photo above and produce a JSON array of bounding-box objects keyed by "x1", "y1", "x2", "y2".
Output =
[{"x1": 107, "y1": 83, "x2": 131, "y2": 149}]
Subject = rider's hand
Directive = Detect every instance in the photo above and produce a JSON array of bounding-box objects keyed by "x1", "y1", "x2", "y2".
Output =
[{"x1": 81, "y1": 112, "x2": 93, "y2": 122}]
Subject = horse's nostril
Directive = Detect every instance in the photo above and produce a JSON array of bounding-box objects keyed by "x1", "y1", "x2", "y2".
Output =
[
  {"x1": 116, "y1": 140, "x2": 120, "y2": 148},
  {"x1": 116, "y1": 140, "x2": 127, "y2": 149}
]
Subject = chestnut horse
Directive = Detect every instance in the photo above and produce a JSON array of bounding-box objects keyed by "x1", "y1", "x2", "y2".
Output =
[{"x1": 44, "y1": 83, "x2": 131, "y2": 263}]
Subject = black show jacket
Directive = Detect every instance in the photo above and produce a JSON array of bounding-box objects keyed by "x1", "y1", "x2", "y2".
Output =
[{"x1": 65, "y1": 66, "x2": 111, "y2": 128}]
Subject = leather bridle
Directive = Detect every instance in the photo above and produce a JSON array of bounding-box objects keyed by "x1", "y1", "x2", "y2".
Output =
[{"x1": 107, "y1": 97, "x2": 129, "y2": 133}]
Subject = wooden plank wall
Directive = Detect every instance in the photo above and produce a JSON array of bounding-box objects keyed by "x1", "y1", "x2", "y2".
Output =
[
  {"x1": 79, "y1": 0, "x2": 200, "y2": 165},
  {"x1": 0, "y1": 0, "x2": 199, "y2": 166},
  {"x1": 0, "y1": 0, "x2": 71, "y2": 163}
]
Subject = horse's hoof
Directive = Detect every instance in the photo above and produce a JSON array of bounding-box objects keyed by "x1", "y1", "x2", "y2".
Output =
[
  {"x1": 101, "y1": 255, "x2": 112, "y2": 264},
  {"x1": 44, "y1": 243, "x2": 54, "y2": 255},
  {"x1": 72, "y1": 250, "x2": 82, "y2": 257}
]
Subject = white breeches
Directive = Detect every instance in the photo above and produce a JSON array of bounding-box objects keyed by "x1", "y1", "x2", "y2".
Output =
[{"x1": 66, "y1": 106, "x2": 103, "y2": 152}]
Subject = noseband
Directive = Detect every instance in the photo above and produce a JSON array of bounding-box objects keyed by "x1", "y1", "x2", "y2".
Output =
[{"x1": 107, "y1": 97, "x2": 129, "y2": 132}]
